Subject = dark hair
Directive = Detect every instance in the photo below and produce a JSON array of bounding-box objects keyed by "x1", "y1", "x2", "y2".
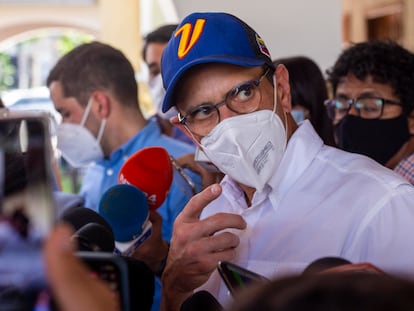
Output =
[
  {"x1": 273, "y1": 56, "x2": 335, "y2": 146},
  {"x1": 47, "y1": 41, "x2": 138, "y2": 108},
  {"x1": 229, "y1": 273, "x2": 414, "y2": 311},
  {"x1": 326, "y1": 40, "x2": 414, "y2": 114},
  {"x1": 302, "y1": 256, "x2": 352, "y2": 275},
  {"x1": 142, "y1": 24, "x2": 178, "y2": 63}
]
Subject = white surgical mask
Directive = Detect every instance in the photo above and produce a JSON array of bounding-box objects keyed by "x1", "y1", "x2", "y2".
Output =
[
  {"x1": 57, "y1": 99, "x2": 106, "y2": 168},
  {"x1": 149, "y1": 73, "x2": 177, "y2": 120},
  {"x1": 199, "y1": 76, "x2": 287, "y2": 192}
]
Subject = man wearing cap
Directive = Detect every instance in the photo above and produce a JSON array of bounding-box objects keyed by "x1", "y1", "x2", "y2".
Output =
[{"x1": 158, "y1": 12, "x2": 414, "y2": 310}]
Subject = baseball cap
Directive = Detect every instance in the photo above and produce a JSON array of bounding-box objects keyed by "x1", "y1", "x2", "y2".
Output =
[{"x1": 161, "y1": 12, "x2": 274, "y2": 113}]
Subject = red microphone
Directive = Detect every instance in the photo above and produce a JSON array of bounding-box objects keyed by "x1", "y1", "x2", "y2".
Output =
[{"x1": 118, "y1": 146, "x2": 173, "y2": 210}]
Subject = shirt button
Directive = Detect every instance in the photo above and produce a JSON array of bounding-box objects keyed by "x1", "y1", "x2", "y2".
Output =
[{"x1": 106, "y1": 169, "x2": 114, "y2": 176}]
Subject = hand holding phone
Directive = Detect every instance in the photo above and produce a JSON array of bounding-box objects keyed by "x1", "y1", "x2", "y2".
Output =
[
  {"x1": 44, "y1": 224, "x2": 128, "y2": 311},
  {"x1": 77, "y1": 252, "x2": 130, "y2": 311},
  {"x1": 0, "y1": 112, "x2": 55, "y2": 310}
]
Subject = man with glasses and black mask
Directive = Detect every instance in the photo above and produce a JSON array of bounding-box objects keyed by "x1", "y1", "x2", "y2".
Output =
[
  {"x1": 156, "y1": 12, "x2": 414, "y2": 311},
  {"x1": 325, "y1": 40, "x2": 414, "y2": 184}
]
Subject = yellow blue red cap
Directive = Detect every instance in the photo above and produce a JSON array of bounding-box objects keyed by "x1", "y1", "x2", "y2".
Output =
[{"x1": 161, "y1": 12, "x2": 273, "y2": 113}]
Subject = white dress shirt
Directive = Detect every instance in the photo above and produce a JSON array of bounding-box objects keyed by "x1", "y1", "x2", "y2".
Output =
[{"x1": 197, "y1": 120, "x2": 414, "y2": 307}]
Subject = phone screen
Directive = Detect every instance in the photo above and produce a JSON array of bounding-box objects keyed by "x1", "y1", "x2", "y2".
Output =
[
  {"x1": 217, "y1": 261, "x2": 268, "y2": 296},
  {"x1": 0, "y1": 112, "x2": 55, "y2": 310}
]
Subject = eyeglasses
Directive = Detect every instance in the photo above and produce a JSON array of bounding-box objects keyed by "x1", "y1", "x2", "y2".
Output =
[
  {"x1": 324, "y1": 97, "x2": 401, "y2": 120},
  {"x1": 178, "y1": 68, "x2": 270, "y2": 136}
]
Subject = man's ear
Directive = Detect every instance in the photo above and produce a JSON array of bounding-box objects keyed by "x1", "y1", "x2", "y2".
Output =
[
  {"x1": 275, "y1": 64, "x2": 292, "y2": 113},
  {"x1": 91, "y1": 91, "x2": 110, "y2": 119}
]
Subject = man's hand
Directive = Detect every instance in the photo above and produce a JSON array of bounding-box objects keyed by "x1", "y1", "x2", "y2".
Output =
[
  {"x1": 175, "y1": 154, "x2": 224, "y2": 189},
  {"x1": 44, "y1": 224, "x2": 120, "y2": 311},
  {"x1": 161, "y1": 184, "x2": 247, "y2": 311},
  {"x1": 131, "y1": 210, "x2": 169, "y2": 275}
]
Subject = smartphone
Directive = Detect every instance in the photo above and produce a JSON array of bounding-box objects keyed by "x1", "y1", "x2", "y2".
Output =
[
  {"x1": 0, "y1": 111, "x2": 55, "y2": 311},
  {"x1": 217, "y1": 261, "x2": 268, "y2": 296},
  {"x1": 77, "y1": 252, "x2": 130, "y2": 311}
]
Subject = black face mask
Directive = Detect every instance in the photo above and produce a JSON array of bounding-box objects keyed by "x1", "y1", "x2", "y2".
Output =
[{"x1": 335, "y1": 114, "x2": 410, "y2": 165}]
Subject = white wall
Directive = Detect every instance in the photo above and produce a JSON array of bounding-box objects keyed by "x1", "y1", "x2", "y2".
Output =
[{"x1": 172, "y1": 0, "x2": 342, "y2": 74}]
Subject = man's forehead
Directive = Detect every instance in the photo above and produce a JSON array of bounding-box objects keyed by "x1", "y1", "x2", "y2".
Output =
[
  {"x1": 336, "y1": 74, "x2": 399, "y2": 101},
  {"x1": 338, "y1": 73, "x2": 373, "y2": 84},
  {"x1": 49, "y1": 82, "x2": 80, "y2": 108},
  {"x1": 176, "y1": 64, "x2": 261, "y2": 94},
  {"x1": 337, "y1": 74, "x2": 385, "y2": 91},
  {"x1": 180, "y1": 63, "x2": 261, "y2": 82}
]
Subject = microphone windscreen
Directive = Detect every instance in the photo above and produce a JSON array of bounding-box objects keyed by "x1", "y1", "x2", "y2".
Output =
[
  {"x1": 118, "y1": 146, "x2": 173, "y2": 210},
  {"x1": 98, "y1": 184, "x2": 149, "y2": 242},
  {"x1": 60, "y1": 205, "x2": 113, "y2": 234},
  {"x1": 122, "y1": 256, "x2": 155, "y2": 311},
  {"x1": 302, "y1": 256, "x2": 352, "y2": 275},
  {"x1": 73, "y1": 222, "x2": 115, "y2": 252},
  {"x1": 180, "y1": 290, "x2": 223, "y2": 311}
]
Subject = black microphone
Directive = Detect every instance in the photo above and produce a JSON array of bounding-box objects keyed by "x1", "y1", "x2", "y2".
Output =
[
  {"x1": 180, "y1": 290, "x2": 223, "y2": 311},
  {"x1": 302, "y1": 256, "x2": 352, "y2": 275},
  {"x1": 59, "y1": 206, "x2": 116, "y2": 252},
  {"x1": 72, "y1": 222, "x2": 115, "y2": 252},
  {"x1": 60, "y1": 206, "x2": 113, "y2": 233},
  {"x1": 123, "y1": 256, "x2": 155, "y2": 311}
]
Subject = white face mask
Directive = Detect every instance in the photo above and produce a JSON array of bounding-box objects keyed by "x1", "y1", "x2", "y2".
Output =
[
  {"x1": 57, "y1": 99, "x2": 106, "y2": 168},
  {"x1": 149, "y1": 73, "x2": 177, "y2": 120},
  {"x1": 199, "y1": 76, "x2": 287, "y2": 192}
]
